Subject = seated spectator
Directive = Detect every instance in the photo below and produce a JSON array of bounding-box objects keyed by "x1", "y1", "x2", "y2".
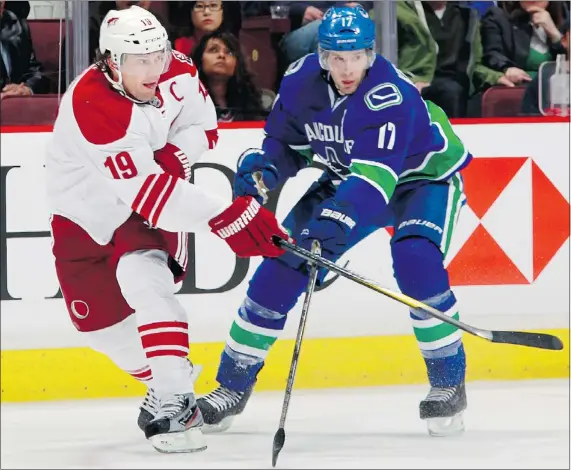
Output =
[
  {"x1": 459, "y1": 1, "x2": 496, "y2": 18},
  {"x1": 521, "y1": 17, "x2": 570, "y2": 114},
  {"x1": 397, "y1": 1, "x2": 510, "y2": 118},
  {"x1": 268, "y1": 1, "x2": 373, "y2": 67},
  {"x1": 172, "y1": 0, "x2": 240, "y2": 57},
  {"x1": 0, "y1": 0, "x2": 47, "y2": 98},
  {"x1": 191, "y1": 31, "x2": 268, "y2": 122},
  {"x1": 481, "y1": 1, "x2": 567, "y2": 83}
]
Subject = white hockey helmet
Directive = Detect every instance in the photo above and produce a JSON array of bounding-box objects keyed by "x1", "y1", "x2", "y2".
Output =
[
  {"x1": 99, "y1": 6, "x2": 170, "y2": 101},
  {"x1": 99, "y1": 5, "x2": 168, "y2": 64}
]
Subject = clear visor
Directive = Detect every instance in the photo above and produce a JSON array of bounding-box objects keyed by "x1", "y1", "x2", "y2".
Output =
[
  {"x1": 318, "y1": 47, "x2": 374, "y2": 72},
  {"x1": 119, "y1": 45, "x2": 172, "y2": 79}
]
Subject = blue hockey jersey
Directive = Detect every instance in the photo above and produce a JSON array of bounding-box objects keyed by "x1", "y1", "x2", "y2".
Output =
[{"x1": 261, "y1": 53, "x2": 472, "y2": 226}]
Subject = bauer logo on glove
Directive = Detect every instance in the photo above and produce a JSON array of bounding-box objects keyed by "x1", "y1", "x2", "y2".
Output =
[{"x1": 320, "y1": 208, "x2": 356, "y2": 229}]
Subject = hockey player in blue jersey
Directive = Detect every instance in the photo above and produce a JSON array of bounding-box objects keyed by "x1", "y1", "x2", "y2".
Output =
[{"x1": 197, "y1": 5, "x2": 471, "y2": 437}]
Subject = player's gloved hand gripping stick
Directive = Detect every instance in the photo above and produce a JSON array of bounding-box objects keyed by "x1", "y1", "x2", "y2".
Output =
[{"x1": 253, "y1": 172, "x2": 565, "y2": 352}]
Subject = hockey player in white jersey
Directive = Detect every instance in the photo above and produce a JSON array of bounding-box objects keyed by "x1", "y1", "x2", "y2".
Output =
[{"x1": 46, "y1": 5, "x2": 289, "y2": 454}]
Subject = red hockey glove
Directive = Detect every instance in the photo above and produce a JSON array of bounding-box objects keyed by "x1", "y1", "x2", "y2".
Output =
[
  {"x1": 154, "y1": 143, "x2": 192, "y2": 182},
  {"x1": 209, "y1": 196, "x2": 289, "y2": 258}
]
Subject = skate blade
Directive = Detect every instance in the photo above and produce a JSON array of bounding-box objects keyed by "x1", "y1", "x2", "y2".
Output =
[
  {"x1": 426, "y1": 412, "x2": 465, "y2": 437},
  {"x1": 202, "y1": 416, "x2": 235, "y2": 434},
  {"x1": 148, "y1": 427, "x2": 207, "y2": 453}
]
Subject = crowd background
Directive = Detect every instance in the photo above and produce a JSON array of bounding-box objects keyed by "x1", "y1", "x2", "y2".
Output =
[{"x1": 0, "y1": 0, "x2": 569, "y2": 125}]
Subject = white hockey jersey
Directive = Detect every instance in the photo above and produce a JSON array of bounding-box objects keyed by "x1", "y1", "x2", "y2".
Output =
[{"x1": 46, "y1": 51, "x2": 228, "y2": 245}]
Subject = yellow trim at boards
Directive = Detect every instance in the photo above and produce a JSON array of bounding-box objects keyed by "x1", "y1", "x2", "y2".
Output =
[{"x1": 1, "y1": 329, "x2": 569, "y2": 402}]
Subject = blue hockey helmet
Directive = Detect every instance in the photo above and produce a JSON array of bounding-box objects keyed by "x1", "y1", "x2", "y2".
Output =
[{"x1": 317, "y1": 6, "x2": 376, "y2": 69}]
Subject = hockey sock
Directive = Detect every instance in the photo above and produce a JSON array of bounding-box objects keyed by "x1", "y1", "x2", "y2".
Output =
[
  {"x1": 216, "y1": 258, "x2": 308, "y2": 392},
  {"x1": 392, "y1": 237, "x2": 466, "y2": 387},
  {"x1": 84, "y1": 314, "x2": 155, "y2": 387},
  {"x1": 116, "y1": 249, "x2": 193, "y2": 398}
]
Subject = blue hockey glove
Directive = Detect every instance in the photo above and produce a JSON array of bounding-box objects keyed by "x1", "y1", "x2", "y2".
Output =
[
  {"x1": 234, "y1": 148, "x2": 280, "y2": 204},
  {"x1": 298, "y1": 199, "x2": 358, "y2": 261}
]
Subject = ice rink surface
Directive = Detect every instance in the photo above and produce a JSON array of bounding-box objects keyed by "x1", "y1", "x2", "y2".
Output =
[{"x1": 1, "y1": 379, "x2": 569, "y2": 469}]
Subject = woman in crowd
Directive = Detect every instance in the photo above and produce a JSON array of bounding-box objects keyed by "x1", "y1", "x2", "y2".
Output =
[
  {"x1": 191, "y1": 30, "x2": 268, "y2": 122},
  {"x1": 481, "y1": 1, "x2": 567, "y2": 84},
  {"x1": 173, "y1": 0, "x2": 239, "y2": 57}
]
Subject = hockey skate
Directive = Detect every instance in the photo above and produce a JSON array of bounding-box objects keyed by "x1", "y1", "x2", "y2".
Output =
[
  {"x1": 137, "y1": 388, "x2": 160, "y2": 431},
  {"x1": 197, "y1": 384, "x2": 255, "y2": 433},
  {"x1": 136, "y1": 363, "x2": 202, "y2": 432},
  {"x1": 144, "y1": 392, "x2": 207, "y2": 453},
  {"x1": 419, "y1": 382, "x2": 467, "y2": 437}
]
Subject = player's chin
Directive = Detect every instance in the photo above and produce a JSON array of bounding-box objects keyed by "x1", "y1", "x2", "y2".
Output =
[
  {"x1": 340, "y1": 85, "x2": 359, "y2": 96},
  {"x1": 134, "y1": 87, "x2": 157, "y2": 102}
]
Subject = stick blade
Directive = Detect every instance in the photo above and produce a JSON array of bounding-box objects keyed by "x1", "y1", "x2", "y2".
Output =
[
  {"x1": 492, "y1": 331, "x2": 564, "y2": 350},
  {"x1": 272, "y1": 427, "x2": 286, "y2": 467}
]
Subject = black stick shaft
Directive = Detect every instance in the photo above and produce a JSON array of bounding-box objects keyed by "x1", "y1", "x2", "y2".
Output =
[{"x1": 272, "y1": 240, "x2": 321, "y2": 467}]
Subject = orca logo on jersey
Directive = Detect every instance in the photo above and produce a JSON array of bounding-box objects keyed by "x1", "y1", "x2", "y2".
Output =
[
  {"x1": 304, "y1": 122, "x2": 344, "y2": 144},
  {"x1": 215, "y1": 199, "x2": 261, "y2": 239},
  {"x1": 364, "y1": 83, "x2": 403, "y2": 111}
]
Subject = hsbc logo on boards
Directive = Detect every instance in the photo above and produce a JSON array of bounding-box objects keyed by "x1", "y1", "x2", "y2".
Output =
[
  {"x1": 443, "y1": 157, "x2": 570, "y2": 286},
  {"x1": 0, "y1": 130, "x2": 569, "y2": 302}
]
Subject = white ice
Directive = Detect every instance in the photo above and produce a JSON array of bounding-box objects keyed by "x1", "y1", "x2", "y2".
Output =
[{"x1": 1, "y1": 379, "x2": 569, "y2": 469}]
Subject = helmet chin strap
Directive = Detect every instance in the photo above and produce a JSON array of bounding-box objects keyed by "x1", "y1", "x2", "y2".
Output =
[{"x1": 103, "y1": 61, "x2": 151, "y2": 105}]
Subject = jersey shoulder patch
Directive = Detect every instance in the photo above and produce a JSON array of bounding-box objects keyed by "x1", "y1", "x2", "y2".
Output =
[
  {"x1": 72, "y1": 67, "x2": 134, "y2": 146},
  {"x1": 160, "y1": 50, "x2": 199, "y2": 83}
]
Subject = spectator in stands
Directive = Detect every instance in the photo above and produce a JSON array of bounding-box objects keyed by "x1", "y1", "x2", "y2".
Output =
[
  {"x1": 172, "y1": 1, "x2": 240, "y2": 57},
  {"x1": 481, "y1": 1, "x2": 567, "y2": 83},
  {"x1": 0, "y1": 0, "x2": 47, "y2": 98},
  {"x1": 192, "y1": 30, "x2": 268, "y2": 122},
  {"x1": 174, "y1": 0, "x2": 222, "y2": 57},
  {"x1": 563, "y1": 18, "x2": 570, "y2": 52},
  {"x1": 397, "y1": 1, "x2": 511, "y2": 118},
  {"x1": 521, "y1": 17, "x2": 570, "y2": 115},
  {"x1": 262, "y1": 1, "x2": 373, "y2": 67},
  {"x1": 459, "y1": 1, "x2": 496, "y2": 18}
]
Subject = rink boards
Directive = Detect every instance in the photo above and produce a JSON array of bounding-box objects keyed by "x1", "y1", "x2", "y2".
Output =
[{"x1": 0, "y1": 118, "x2": 569, "y2": 402}]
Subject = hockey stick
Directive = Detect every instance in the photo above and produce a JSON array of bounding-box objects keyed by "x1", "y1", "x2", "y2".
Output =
[
  {"x1": 252, "y1": 171, "x2": 563, "y2": 351},
  {"x1": 272, "y1": 240, "x2": 321, "y2": 468},
  {"x1": 272, "y1": 236, "x2": 564, "y2": 351}
]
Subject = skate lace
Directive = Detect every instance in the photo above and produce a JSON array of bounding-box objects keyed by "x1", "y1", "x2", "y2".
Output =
[
  {"x1": 142, "y1": 388, "x2": 160, "y2": 413},
  {"x1": 426, "y1": 386, "x2": 457, "y2": 402},
  {"x1": 204, "y1": 387, "x2": 243, "y2": 412},
  {"x1": 155, "y1": 394, "x2": 187, "y2": 420}
]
